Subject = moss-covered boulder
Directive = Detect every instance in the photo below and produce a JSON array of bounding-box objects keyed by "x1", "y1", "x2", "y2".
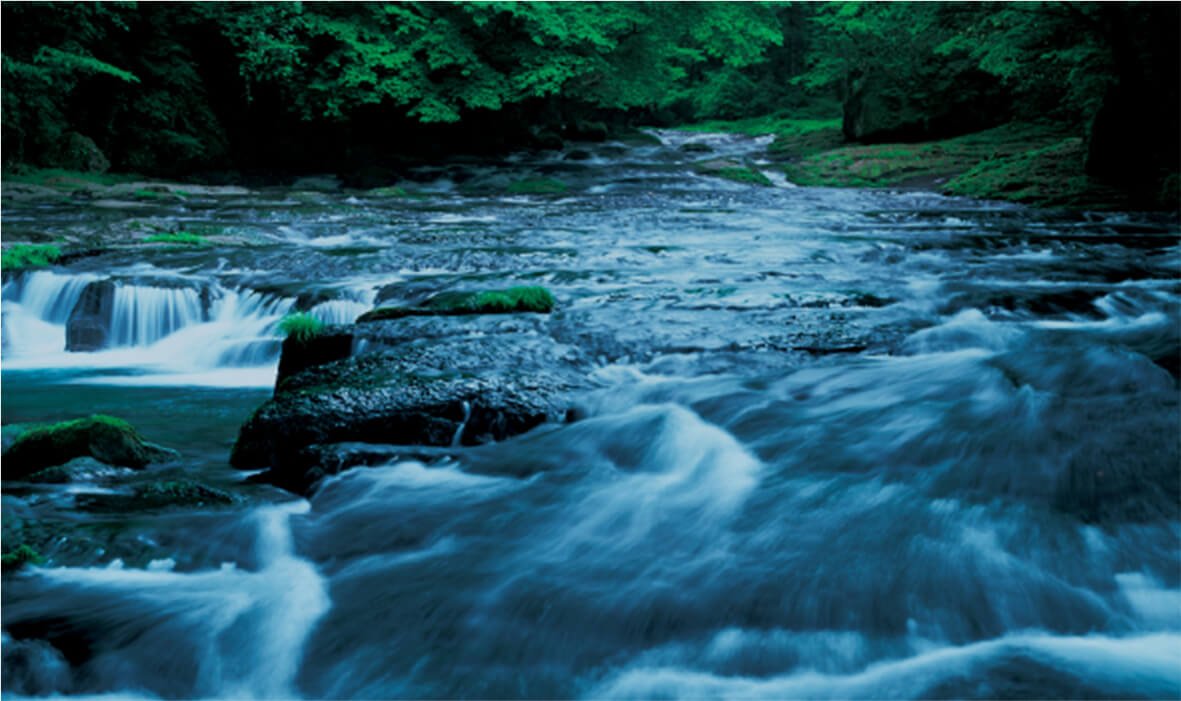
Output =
[
  {"x1": 2, "y1": 415, "x2": 179, "y2": 481},
  {"x1": 357, "y1": 286, "x2": 556, "y2": 323}
]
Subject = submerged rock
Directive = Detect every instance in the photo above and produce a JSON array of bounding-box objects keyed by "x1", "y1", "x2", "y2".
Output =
[
  {"x1": 65, "y1": 280, "x2": 115, "y2": 351},
  {"x1": 232, "y1": 326, "x2": 591, "y2": 493},
  {"x1": 2, "y1": 415, "x2": 179, "y2": 480},
  {"x1": 75, "y1": 480, "x2": 239, "y2": 511},
  {"x1": 25, "y1": 457, "x2": 134, "y2": 484}
]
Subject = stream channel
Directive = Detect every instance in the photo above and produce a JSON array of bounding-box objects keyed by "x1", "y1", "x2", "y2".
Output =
[{"x1": 1, "y1": 131, "x2": 1179, "y2": 699}]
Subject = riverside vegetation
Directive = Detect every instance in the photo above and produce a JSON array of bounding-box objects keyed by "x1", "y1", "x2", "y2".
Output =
[{"x1": 1, "y1": 3, "x2": 1177, "y2": 209}]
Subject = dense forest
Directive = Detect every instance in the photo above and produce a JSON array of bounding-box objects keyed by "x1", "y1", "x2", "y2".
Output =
[{"x1": 2, "y1": 1, "x2": 1178, "y2": 202}]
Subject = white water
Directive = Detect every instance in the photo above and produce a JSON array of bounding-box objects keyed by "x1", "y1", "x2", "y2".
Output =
[
  {"x1": 2, "y1": 270, "x2": 295, "y2": 386},
  {"x1": 5, "y1": 502, "x2": 329, "y2": 700}
]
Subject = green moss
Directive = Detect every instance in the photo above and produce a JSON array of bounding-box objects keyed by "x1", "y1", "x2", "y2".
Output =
[
  {"x1": 279, "y1": 312, "x2": 325, "y2": 344},
  {"x1": 3, "y1": 414, "x2": 176, "y2": 480},
  {"x1": 507, "y1": 178, "x2": 568, "y2": 194},
  {"x1": 1, "y1": 544, "x2": 46, "y2": 572},
  {"x1": 941, "y1": 137, "x2": 1129, "y2": 207},
  {"x1": 357, "y1": 285, "x2": 557, "y2": 322},
  {"x1": 144, "y1": 231, "x2": 208, "y2": 245},
  {"x1": 133, "y1": 189, "x2": 172, "y2": 200},
  {"x1": 782, "y1": 121, "x2": 1079, "y2": 190},
  {"x1": 16, "y1": 414, "x2": 138, "y2": 445},
  {"x1": 470, "y1": 285, "x2": 556, "y2": 312},
  {"x1": 1, "y1": 243, "x2": 62, "y2": 271}
]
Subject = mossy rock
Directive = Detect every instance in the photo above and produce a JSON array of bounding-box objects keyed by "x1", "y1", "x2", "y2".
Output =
[
  {"x1": 357, "y1": 285, "x2": 556, "y2": 322},
  {"x1": 681, "y1": 142, "x2": 715, "y2": 154},
  {"x1": 2, "y1": 415, "x2": 180, "y2": 480}
]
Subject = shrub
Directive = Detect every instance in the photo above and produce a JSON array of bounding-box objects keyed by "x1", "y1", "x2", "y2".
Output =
[
  {"x1": 1, "y1": 545, "x2": 45, "y2": 572},
  {"x1": 1, "y1": 244, "x2": 61, "y2": 271},
  {"x1": 279, "y1": 312, "x2": 325, "y2": 344}
]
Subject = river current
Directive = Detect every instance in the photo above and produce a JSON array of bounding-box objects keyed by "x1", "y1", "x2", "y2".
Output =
[{"x1": 2, "y1": 132, "x2": 1179, "y2": 699}]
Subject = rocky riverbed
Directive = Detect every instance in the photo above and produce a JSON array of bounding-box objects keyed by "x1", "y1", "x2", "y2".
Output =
[{"x1": 2, "y1": 130, "x2": 1179, "y2": 699}]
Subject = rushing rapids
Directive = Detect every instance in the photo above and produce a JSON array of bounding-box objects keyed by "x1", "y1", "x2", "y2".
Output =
[{"x1": 1, "y1": 131, "x2": 1178, "y2": 699}]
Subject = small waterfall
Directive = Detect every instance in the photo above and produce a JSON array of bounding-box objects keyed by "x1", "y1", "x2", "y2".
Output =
[
  {"x1": 3, "y1": 273, "x2": 296, "y2": 383},
  {"x1": 308, "y1": 299, "x2": 371, "y2": 325},
  {"x1": 139, "y1": 288, "x2": 294, "y2": 371},
  {"x1": 109, "y1": 285, "x2": 207, "y2": 347},
  {"x1": 1, "y1": 270, "x2": 99, "y2": 357},
  {"x1": 2, "y1": 270, "x2": 98, "y2": 323}
]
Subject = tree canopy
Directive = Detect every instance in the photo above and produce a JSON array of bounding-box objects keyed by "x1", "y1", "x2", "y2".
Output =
[{"x1": 1, "y1": 0, "x2": 1175, "y2": 192}]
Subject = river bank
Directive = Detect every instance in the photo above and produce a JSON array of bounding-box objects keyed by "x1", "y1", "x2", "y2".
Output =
[{"x1": 670, "y1": 116, "x2": 1175, "y2": 211}]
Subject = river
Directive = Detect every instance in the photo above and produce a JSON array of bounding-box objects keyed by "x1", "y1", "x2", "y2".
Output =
[{"x1": 2, "y1": 131, "x2": 1179, "y2": 699}]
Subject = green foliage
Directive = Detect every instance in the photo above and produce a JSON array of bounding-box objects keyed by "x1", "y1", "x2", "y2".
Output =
[
  {"x1": 1, "y1": 544, "x2": 45, "y2": 572},
  {"x1": 144, "y1": 232, "x2": 207, "y2": 245},
  {"x1": 507, "y1": 178, "x2": 567, "y2": 194},
  {"x1": 2, "y1": 244, "x2": 61, "y2": 271},
  {"x1": 279, "y1": 313, "x2": 325, "y2": 344}
]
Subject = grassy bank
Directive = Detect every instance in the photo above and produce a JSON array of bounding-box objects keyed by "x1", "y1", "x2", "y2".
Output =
[
  {"x1": 670, "y1": 110, "x2": 844, "y2": 159},
  {"x1": 675, "y1": 116, "x2": 1145, "y2": 209},
  {"x1": 787, "y1": 122, "x2": 1139, "y2": 209}
]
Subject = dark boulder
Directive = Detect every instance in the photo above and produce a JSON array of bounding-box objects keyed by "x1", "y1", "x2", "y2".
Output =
[
  {"x1": 232, "y1": 329, "x2": 591, "y2": 493},
  {"x1": 2, "y1": 415, "x2": 179, "y2": 481},
  {"x1": 275, "y1": 329, "x2": 355, "y2": 389},
  {"x1": 567, "y1": 120, "x2": 609, "y2": 142},
  {"x1": 533, "y1": 129, "x2": 564, "y2": 151},
  {"x1": 65, "y1": 280, "x2": 115, "y2": 352}
]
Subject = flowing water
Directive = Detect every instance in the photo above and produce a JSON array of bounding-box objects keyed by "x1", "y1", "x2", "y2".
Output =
[{"x1": 2, "y1": 132, "x2": 1179, "y2": 699}]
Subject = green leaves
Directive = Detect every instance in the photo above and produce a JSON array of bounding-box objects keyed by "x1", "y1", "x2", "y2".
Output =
[
  {"x1": 219, "y1": 2, "x2": 786, "y2": 124},
  {"x1": 33, "y1": 46, "x2": 139, "y2": 83}
]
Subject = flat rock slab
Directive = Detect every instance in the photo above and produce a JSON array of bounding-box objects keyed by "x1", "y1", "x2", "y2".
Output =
[{"x1": 232, "y1": 329, "x2": 594, "y2": 493}]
